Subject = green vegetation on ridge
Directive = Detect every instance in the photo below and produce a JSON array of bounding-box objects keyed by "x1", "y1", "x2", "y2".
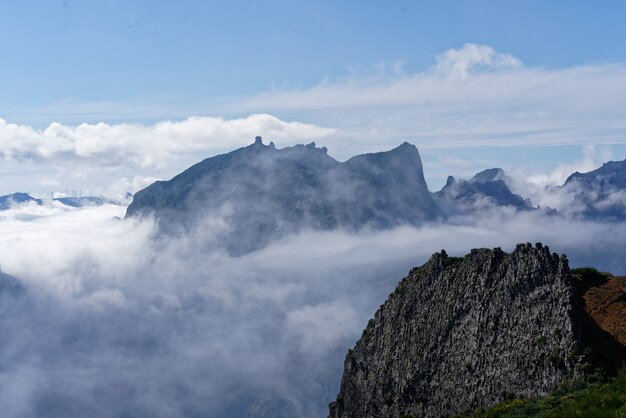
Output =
[{"x1": 471, "y1": 366, "x2": 626, "y2": 417}]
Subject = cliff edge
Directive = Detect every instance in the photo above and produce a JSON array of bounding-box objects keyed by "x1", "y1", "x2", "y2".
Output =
[{"x1": 329, "y1": 243, "x2": 625, "y2": 417}]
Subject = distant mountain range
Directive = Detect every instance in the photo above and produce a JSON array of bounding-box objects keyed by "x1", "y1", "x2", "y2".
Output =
[
  {"x1": 124, "y1": 137, "x2": 626, "y2": 255},
  {"x1": 5, "y1": 138, "x2": 626, "y2": 250},
  {"x1": 0, "y1": 193, "x2": 124, "y2": 210},
  {"x1": 0, "y1": 192, "x2": 41, "y2": 210}
]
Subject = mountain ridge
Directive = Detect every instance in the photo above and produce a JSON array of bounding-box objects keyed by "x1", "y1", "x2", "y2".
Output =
[
  {"x1": 329, "y1": 243, "x2": 626, "y2": 418},
  {"x1": 126, "y1": 137, "x2": 443, "y2": 255}
]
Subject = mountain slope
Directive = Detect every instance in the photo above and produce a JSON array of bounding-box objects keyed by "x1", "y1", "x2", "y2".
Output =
[
  {"x1": 329, "y1": 243, "x2": 625, "y2": 418},
  {"x1": 0, "y1": 192, "x2": 41, "y2": 210},
  {"x1": 126, "y1": 138, "x2": 443, "y2": 255},
  {"x1": 559, "y1": 159, "x2": 626, "y2": 220},
  {"x1": 434, "y1": 168, "x2": 532, "y2": 214},
  {"x1": 0, "y1": 270, "x2": 24, "y2": 295}
]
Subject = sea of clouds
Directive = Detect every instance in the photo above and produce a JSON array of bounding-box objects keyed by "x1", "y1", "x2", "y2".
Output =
[{"x1": 1, "y1": 194, "x2": 626, "y2": 417}]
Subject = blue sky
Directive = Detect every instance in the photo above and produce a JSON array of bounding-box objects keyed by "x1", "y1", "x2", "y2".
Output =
[
  {"x1": 3, "y1": 0, "x2": 626, "y2": 113},
  {"x1": 2, "y1": 1, "x2": 626, "y2": 196}
]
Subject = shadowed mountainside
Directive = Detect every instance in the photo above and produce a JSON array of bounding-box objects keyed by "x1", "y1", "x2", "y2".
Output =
[
  {"x1": 126, "y1": 137, "x2": 443, "y2": 255},
  {"x1": 560, "y1": 158, "x2": 626, "y2": 220}
]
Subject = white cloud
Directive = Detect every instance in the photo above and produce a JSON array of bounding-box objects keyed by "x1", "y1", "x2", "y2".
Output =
[
  {"x1": 4, "y1": 44, "x2": 626, "y2": 197},
  {"x1": 287, "y1": 301, "x2": 359, "y2": 355},
  {"x1": 2, "y1": 201, "x2": 626, "y2": 415},
  {"x1": 97, "y1": 175, "x2": 160, "y2": 203},
  {"x1": 0, "y1": 114, "x2": 336, "y2": 169},
  {"x1": 235, "y1": 46, "x2": 626, "y2": 153},
  {"x1": 506, "y1": 145, "x2": 615, "y2": 209},
  {"x1": 434, "y1": 43, "x2": 523, "y2": 78}
]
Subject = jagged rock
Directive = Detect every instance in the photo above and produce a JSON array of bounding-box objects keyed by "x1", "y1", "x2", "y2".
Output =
[
  {"x1": 329, "y1": 243, "x2": 618, "y2": 418},
  {"x1": 126, "y1": 138, "x2": 443, "y2": 255}
]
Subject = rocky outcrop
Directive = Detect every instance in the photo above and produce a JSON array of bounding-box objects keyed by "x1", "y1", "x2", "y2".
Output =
[
  {"x1": 329, "y1": 243, "x2": 612, "y2": 418},
  {"x1": 126, "y1": 138, "x2": 443, "y2": 255}
]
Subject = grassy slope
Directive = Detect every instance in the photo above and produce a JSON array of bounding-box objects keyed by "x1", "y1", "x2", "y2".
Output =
[
  {"x1": 473, "y1": 366, "x2": 626, "y2": 417},
  {"x1": 474, "y1": 267, "x2": 625, "y2": 417}
]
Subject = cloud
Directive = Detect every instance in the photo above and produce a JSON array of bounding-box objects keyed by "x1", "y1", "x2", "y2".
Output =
[
  {"x1": 434, "y1": 43, "x2": 523, "y2": 78},
  {"x1": 504, "y1": 145, "x2": 615, "y2": 210},
  {"x1": 8, "y1": 44, "x2": 626, "y2": 162},
  {"x1": 0, "y1": 114, "x2": 336, "y2": 169},
  {"x1": 523, "y1": 145, "x2": 613, "y2": 188},
  {"x1": 2, "y1": 200, "x2": 626, "y2": 416},
  {"x1": 234, "y1": 45, "x2": 626, "y2": 153},
  {"x1": 4, "y1": 44, "x2": 626, "y2": 197}
]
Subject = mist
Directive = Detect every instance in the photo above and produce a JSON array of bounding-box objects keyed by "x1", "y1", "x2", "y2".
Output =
[{"x1": 1, "y1": 199, "x2": 626, "y2": 417}]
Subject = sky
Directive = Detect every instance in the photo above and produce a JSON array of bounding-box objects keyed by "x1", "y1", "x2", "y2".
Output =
[
  {"x1": 2, "y1": 0, "x2": 626, "y2": 196},
  {"x1": 3, "y1": 4, "x2": 626, "y2": 414}
]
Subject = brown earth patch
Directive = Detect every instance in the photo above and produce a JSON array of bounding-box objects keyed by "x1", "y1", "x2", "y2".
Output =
[{"x1": 582, "y1": 276, "x2": 626, "y2": 346}]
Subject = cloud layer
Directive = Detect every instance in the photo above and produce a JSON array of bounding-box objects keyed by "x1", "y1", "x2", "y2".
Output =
[
  {"x1": 2, "y1": 196, "x2": 626, "y2": 416},
  {"x1": 0, "y1": 114, "x2": 335, "y2": 168},
  {"x1": 3, "y1": 44, "x2": 626, "y2": 195},
  {"x1": 238, "y1": 44, "x2": 626, "y2": 152}
]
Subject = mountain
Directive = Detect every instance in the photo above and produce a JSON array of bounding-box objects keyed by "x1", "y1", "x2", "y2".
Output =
[
  {"x1": 559, "y1": 159, "x2": 626, "y2": 220},
  {"x1": 54, "y1": 196, "x2": 108, "y2": 207},
  {"x1": 0, "y1": 192, "x2": 41, "y2": 210},
  {"x1": 126, "y1": 137, "x2": 443, "y2": 255},
  {"x1": 434, "y1": 168, "x2": 532, "y2": 215},
  {"x1": 0, "y1": 269, "x2": 24, "y2": 295},
  {"x1": 329, "y1": 243, "x2": 626, "y2": 418},
  {"x1": 0, "y1": 193, "x2": 118, "y2": 210}
]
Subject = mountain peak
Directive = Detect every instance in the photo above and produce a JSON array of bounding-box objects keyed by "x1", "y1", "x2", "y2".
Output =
[
  {"x1": 470, "y1": 167, "x2": 504, "y2": 183},
  {"x1": 392, "y1": 141, "x2": 418, "y2": 153}
]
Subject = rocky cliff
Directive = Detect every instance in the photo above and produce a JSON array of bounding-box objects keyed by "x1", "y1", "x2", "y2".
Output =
[{"x1": 329, "y1": 243, "x2": 625, "y2": 418}]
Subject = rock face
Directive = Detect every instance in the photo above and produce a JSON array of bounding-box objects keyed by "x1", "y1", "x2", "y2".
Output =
[
  {"x1": 329, "y1": 243, "x2": 591, "y2": 418},
  {"x1": 126, "y1": 138, "x2": 443, "y2": 255},
  {"x1": 434, "y1": 168, "x2": 532, "y2": 215}
]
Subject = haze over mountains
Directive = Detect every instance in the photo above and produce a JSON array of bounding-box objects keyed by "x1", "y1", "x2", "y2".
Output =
[
  {"x1": 5, "y1": 137, "x2": 626, "y2": 232},
  {"x1": 0, "y1": 192, "x2": 126, "y2": 210},
  {"x1": 122, "y1": 137, "x2": 626, "y2": 255},
  {"x1": 434, "y1": 168, "x2": 533, "y2": 215},
  {"x1": 126, "y1": 137, "x2": 442, "y2": 255},
  {"x1": 2, "y1": 138, "x2": 626, "y2": 417}
]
